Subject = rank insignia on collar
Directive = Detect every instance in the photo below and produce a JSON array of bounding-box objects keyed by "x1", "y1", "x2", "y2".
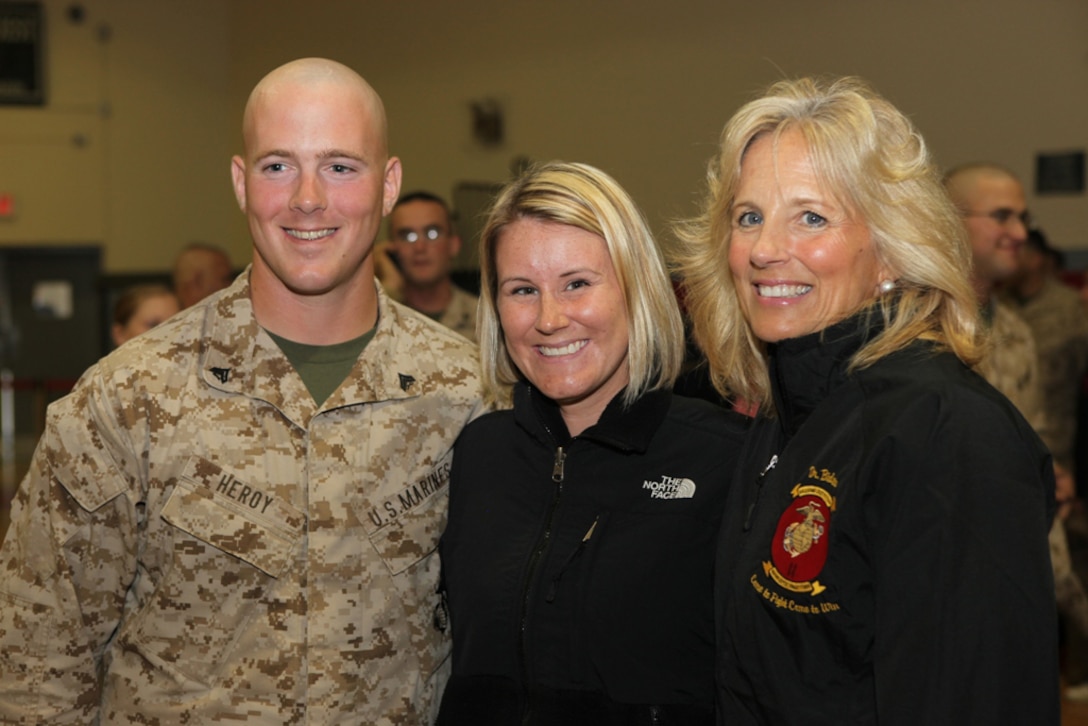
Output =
[
  {"x1": 210, "y1": 367, "x2": 230, "y2": 384},
  {"x1": 398, "y1": 373, "x2": 416, "y2": 392}
]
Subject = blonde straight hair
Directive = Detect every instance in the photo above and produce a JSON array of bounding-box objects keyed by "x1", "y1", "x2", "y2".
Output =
[{"x1": 477, "y1": 161, "x2": 685, "y2": 408}]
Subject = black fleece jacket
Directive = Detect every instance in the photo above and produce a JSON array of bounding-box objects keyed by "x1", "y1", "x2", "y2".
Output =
[
  {"x1": 437, "y1": 384, "x2": 747, "y2": 726},
  {"x1": 717, "y1": 313, "x2": 1059, "y2": 725}
]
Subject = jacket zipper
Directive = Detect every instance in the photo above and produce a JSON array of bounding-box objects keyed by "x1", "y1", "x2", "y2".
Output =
[
  {"x1": 518, "y1": 445, "x2": 566, "y2": 725},
  {"x1": 743, "y1": 454, "x2": 778, "y2": 531}
]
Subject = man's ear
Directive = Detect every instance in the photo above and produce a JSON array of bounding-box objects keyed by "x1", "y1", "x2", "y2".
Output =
[
  {"x1": 230, "y1": 156, "x2": 247, "y2": 212},
  {"x1": 382, "y1": 157, "x2": 403, "y2": 216}
]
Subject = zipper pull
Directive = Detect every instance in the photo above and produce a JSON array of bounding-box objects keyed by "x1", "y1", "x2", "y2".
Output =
[
  {"x1": 552, "y1": 446, "x2": 566, "y2": 483},
  {"x1": 743, "y1": 454, "x2": 778, "y2": 531},
  {"x1": 581, "y1": 518, "x2": 598, "y2": 543},
  {"x1": 546, "y1": 515, "x2": 600, "y2": 603}
]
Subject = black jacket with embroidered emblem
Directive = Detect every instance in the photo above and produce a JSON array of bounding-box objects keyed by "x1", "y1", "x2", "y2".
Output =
[
  {"x1": 717, "y1": 311, "x2": 1058, "y2": 724},
  {"x1": 437, "y1": 383, "x2": 747, "y2": 725}
]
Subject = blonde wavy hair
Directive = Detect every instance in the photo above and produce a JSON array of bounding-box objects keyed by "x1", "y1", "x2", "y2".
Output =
[
  {"x1": 672, "y1": 76, "x2": 984, "y2": 413},
  {"x1": 477, "y1": 161, "x2": 685, "y2": 409}
]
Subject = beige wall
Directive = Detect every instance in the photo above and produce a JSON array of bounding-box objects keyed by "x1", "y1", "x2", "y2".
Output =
[
  {"x1": 1, "y1": 0, "x2": 1086, "y2": 272},
  {"x1": 0, "y1": 0, "x2": 237, "y2": 271}
]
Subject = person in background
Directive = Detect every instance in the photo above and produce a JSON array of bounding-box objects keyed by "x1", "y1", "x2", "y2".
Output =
[
  {"x1": 1004, "y1": 228, "x2": 1088, "y2": 700},
  {"x1": 946, "y1": 167, "x2": 1088, "y2": 698},
  {"x1": 384, "y1": 191, "x2": 478, "y2": 341},
  {"x1": 1000, "y1": 227, "x2": 1088, "y2": 478},
  {"x1": 172, "y1": 241, "x2": 235, "y2": 308},
  {"x1": 944, "y1": 164, "x2": 1049, "y2": 439},
  {"x1": 110, "y1": 283, "x2": 180, "y2": 347},
  {"x1": 674, "y1": 76, "x2": 1057, "y2": 723},
  {"x1": 437, "y1": 161, "x2": 746, "y2": 725},
  {"x1": 0, "y1": 57, "x2": 481, "y2": 724}
]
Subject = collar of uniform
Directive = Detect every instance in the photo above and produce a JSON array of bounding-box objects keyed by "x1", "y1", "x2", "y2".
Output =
[
  {"x1": 329, "y1": 284, "x2": 442, "y2": 407},
  {"x1": 767, "y1": 307, "x2": 884, "y2": 439},
  {"x1": 513, "y1": 381, "x2": 671, "y2": 453},
  {"x1": 199, "y1": 272, "x2": 425, "y2": 426}
]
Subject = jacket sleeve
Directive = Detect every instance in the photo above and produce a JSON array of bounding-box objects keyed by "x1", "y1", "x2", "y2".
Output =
[
  {"x1": 866, "y1": 391, "x2": 1061, "y2": 726},
  {"x1": 868, "y1": 392, "x2": 1059, "y2": 724},
  {"x1": 0, "y1": 369, "x2": 141, "y2": 724}
]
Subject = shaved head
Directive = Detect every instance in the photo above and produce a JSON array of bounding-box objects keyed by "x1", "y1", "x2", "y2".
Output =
[
  {"x1": 943, "y1": 163, "x2": 1019, "y2": 211},
  {"x1": 231, "y1": 57, "x2": 402, "y2": 342},
  {"x1": 242, "y1": 57, "x2": 389, "y2": 159},
  {"x1": 943, "y1": 163, "x2": 1028, "y2": 295}
]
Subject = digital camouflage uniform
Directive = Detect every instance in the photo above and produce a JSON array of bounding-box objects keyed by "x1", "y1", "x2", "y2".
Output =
[
  {"x1": 437, "y1": 285, "x2": 479, "y2": 343},
  {"x1": 976, "y1": 298, "x2": 1048, "y2": 439},
  {"x1": 1001, "y1": 277, "x2": 1088, "y2": 471},
  {"x1": 1001, "y1": 279, "x2": 1088, "y2": 689},
  {"x1": 0, "y1": 272, "x2": 482, "y2": 725}
]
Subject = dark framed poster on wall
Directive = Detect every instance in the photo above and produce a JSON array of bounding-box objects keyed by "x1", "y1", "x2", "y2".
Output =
[{"x1": 0, "y1": 2, "x2": 44, "y2": 106}]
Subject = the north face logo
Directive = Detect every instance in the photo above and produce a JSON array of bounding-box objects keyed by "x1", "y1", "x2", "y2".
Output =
[{"x1": 642, "y1": 475, "x2": 696, "y2": 499}]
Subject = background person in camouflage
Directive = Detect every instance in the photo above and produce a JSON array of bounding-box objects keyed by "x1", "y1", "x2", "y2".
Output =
[
  {"x1": 0, "y1": 57, "x2": 481, "y2": 724},
  {"x1": 382, "y1": 191, "x2": 479, "y2": 342},
  {"x1": 943, "y1": 164, "x2": 1045, "y2": 431},
  {"x1": 1003, "y1": 227, "x2": 1088, "y2": 701},
  {"x1": 1001, "y1": 228, "x2": 1088, "y2": 475}
]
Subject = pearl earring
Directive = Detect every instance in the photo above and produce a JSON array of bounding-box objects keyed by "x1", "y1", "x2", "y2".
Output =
[{"x1": 879, "y1": 280, "x2": 895, "y2": 294}]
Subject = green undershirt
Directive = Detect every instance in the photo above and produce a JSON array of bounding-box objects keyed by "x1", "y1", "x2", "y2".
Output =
[{"x1": 267, "y1": 327, "x2": 376, "y2": 406}]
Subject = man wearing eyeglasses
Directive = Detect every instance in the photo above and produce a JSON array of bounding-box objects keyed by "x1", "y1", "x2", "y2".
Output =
[
  {"x1": 385, "y1": 191, "x2": 479, "y2": 342},
  {"x1": 944, "y1": 163, "x2": 1045, "y2": 430}
]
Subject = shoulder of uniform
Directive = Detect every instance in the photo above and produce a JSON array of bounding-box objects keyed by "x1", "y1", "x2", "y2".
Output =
[
  {"x1": 384, "y1": 298, "x2": 478, "y2": 355},
  {"x1": 99, "y1": 303, "x2": 210, "y2": 378}
]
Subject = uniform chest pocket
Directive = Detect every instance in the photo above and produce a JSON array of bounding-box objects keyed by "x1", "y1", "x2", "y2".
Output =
[
  {"x1": 161, "y1": 477, "x2": 304, "y2": 575},
  {"x1": 369, "y1": 493, "x2": 444, "y2": 576},
  {"x1": 367, "y1": 484, "x2": 450, "y2": 679},
  {"x1": 127, "y1": 469, "x2": 305, "y2": 686},
  {"x1": 365, "y1": 453, "x2": 452, "y2": 576}
]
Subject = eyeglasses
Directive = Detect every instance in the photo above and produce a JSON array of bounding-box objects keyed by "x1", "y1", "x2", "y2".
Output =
[
  {"x1": 965, "y1": 208, "x2": 1033, "y2": 229},
  {"x1": 394, "y1": 225, "x2": 446, "y2": 244}
]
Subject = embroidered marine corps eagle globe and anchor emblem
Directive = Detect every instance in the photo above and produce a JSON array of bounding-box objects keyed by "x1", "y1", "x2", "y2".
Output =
[{"x1": 753, "y1": 465, "x2": 842, "y2": 614}]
